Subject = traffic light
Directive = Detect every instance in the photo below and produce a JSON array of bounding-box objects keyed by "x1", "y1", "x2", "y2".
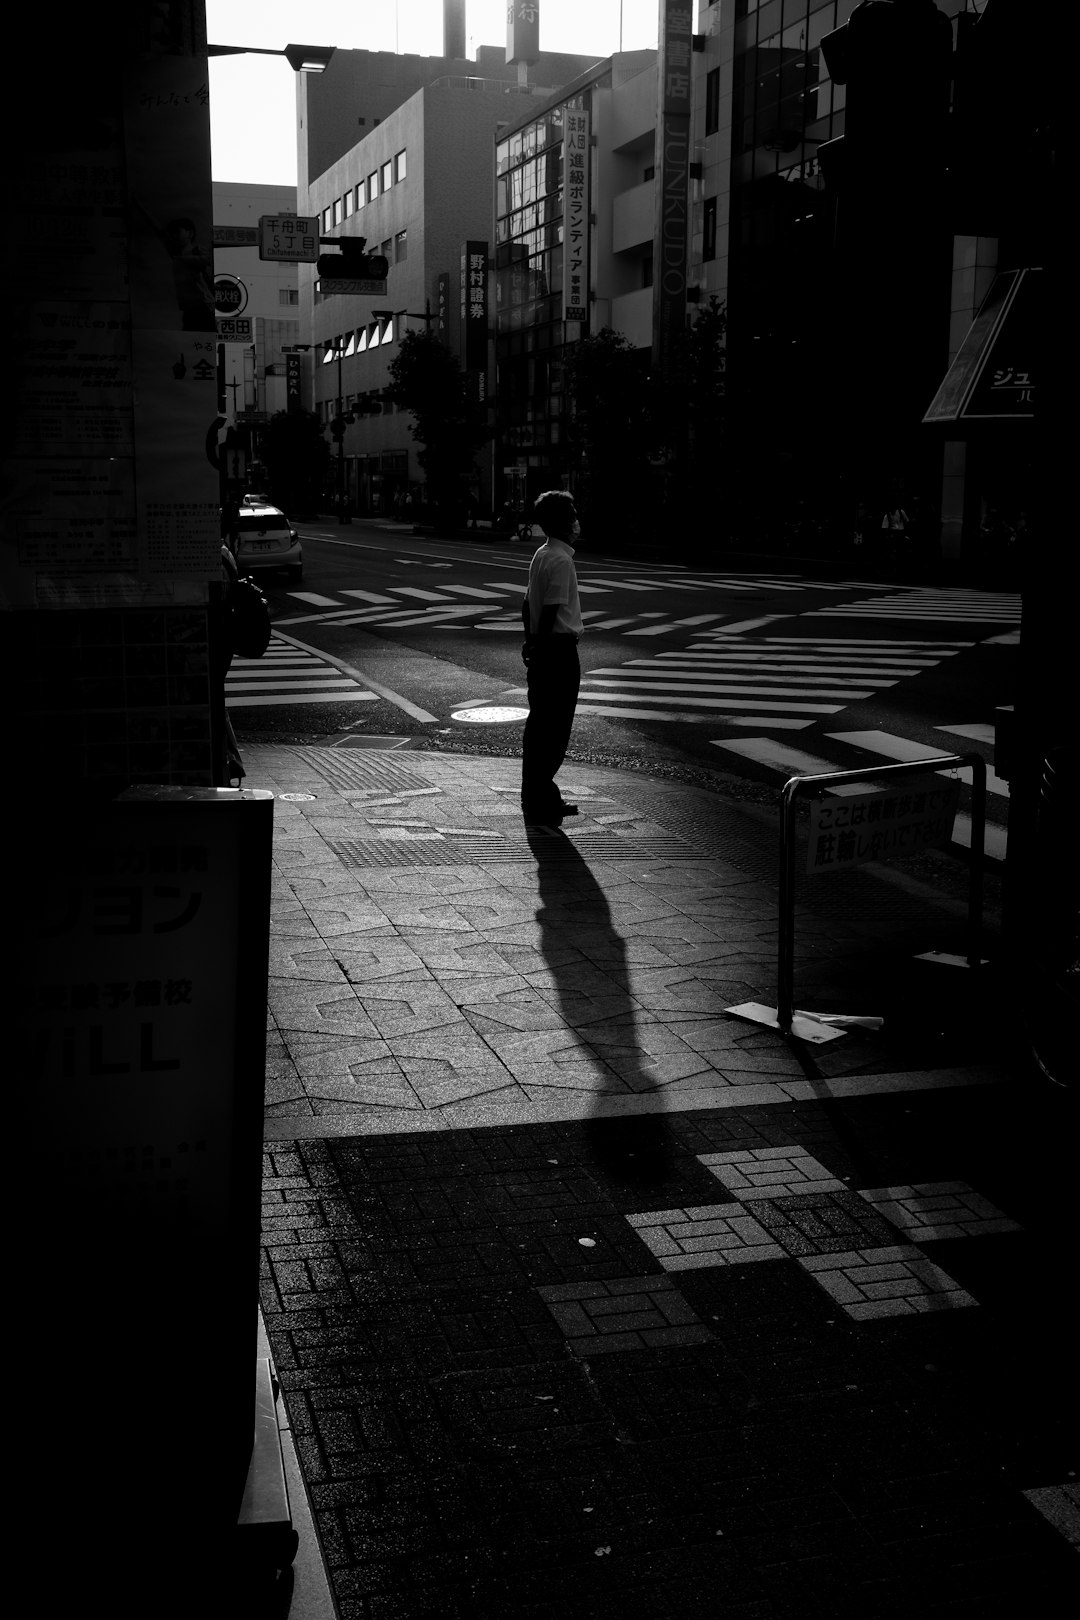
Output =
[
  {"x1": 819, "y1": 0, "x2": 953, "y2": 222},
  {"x1": 317, "y1": 238, "x2": 390, "y2": 282}
]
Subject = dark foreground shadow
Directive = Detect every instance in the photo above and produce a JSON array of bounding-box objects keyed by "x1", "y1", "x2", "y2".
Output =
[{"x1": 526, "y1": 824, "x2": 674, "y2": 1186}]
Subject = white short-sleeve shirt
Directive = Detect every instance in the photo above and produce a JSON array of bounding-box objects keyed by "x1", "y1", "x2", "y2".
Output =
[{"x1": 525, "y1": 537, "x2": 583, "y2": 638}]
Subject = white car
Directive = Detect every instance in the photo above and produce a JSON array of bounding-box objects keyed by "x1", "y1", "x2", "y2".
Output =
[{"x1": 232, "y1": 504, "x2": 303, "y2": 582}]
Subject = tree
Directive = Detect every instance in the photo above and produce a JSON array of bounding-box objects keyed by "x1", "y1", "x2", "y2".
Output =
[
  {"x1": 385, "y1": 330, "x2": 489, "y2": 531},
  {"x1": 563, "y1": 328, "x2": 651, "y2": 541},
  {"x1": 260, "y1": 408, "x2": 331, "y2": 516}
]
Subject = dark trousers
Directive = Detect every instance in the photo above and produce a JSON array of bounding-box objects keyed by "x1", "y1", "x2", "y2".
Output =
[{"x1": 521, "y1": 638, "x2": 580, "y2": 810}]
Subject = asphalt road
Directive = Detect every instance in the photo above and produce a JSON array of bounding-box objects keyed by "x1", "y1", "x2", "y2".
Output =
[{"x1": 230, "y1": 517, "x2": 1019, "y2": 853}]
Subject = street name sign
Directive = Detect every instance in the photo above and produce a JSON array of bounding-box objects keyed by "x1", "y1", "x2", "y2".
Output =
[
  {"x1": 259, "y1": 215, "x2": 320, "y2": 262},
  {"x1": 317, "y1": 277, "x2": 388, "y2": 295}
]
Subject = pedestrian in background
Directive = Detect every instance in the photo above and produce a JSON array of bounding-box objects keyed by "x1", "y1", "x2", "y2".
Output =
[{"x1": 520, "y1": 490, "x2": 583, "y2": 825}]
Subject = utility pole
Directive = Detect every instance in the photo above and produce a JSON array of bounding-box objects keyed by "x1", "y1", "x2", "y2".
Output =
[{"x1": 335, "y1": 341, "x2": 349, "y2": 525}]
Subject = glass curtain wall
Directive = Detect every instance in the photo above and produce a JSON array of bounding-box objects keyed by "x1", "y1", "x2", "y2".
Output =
[{"x1": 495, "y1": 105, "x2": 569, "y2": 509}]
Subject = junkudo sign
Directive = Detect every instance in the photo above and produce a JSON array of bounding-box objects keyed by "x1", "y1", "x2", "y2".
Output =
[{"x1": 653, "y1": 0, "x2": 693, "y2": 374}]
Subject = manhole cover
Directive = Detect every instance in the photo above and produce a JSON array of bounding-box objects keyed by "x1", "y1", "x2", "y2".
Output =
[
  {"x1": 451, "y1": 706, "x2": 529, "y2": 724},
  {"x1": 276, "y1": 792, "x2": 316, "y2": 801}
]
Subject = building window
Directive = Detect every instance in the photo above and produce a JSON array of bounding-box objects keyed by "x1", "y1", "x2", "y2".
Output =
[
  {"x1": 705, "y1": 67, "x2": 721, "y2": 136},
  {"x1": 394, "y1": 229, "x2": 407, "y2": 263},
  {"x1": 368, "y1": 170, "x2": 378, "y2": 201},
  {"x1": 355, "y1": 182, "x2": 364, "y2": 211},
  {"x1": 381, "y1": 159, "x2": 393, "y2": 192},
  {"x1": 643, "y1": 164, "x2": 655, "y2": 181},
  {"x1": 703, "y1": 196, "x2": 717, "y2": 261},
  {"x1": 322, "y1": 206, "x2": 332, "y2": 230},
  {"x1": 642, "y1": 253, "x2": 654, "y2": 288},
  {"x1": 380, "y1": 239, "x2": 392, "y2": 263},
  {"x1": 394, "y1": 149, "x2": 407, "y2": 182},
  {"x1": 343, "y1": 191, "x2": 354, "y2": 217},
  {"x1": 333, "y1": 198, "x2": 343, "y2": 225},
  {"x1": 278, "y1": 288, "x2": 299, "y2": 306}
]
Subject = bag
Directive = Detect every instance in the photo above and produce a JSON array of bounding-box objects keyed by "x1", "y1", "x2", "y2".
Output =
[{"x1": 229, "y1": 574, "x2": 272, "y2": 658}]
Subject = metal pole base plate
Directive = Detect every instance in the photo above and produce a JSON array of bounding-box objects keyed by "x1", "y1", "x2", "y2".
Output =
[{"x1": 725, "y1": 1001, "x2": 848, "y2": 1044}]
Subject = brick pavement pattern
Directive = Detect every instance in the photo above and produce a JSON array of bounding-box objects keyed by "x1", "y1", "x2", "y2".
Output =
[{"x1": 245, "y1": 745, "x2": 1075, "y2": 1615}]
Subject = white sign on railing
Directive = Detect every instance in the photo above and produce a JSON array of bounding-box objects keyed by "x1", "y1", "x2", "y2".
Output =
[{"x1": 807, "y1": 778, "x2": 960, "y2": 874}]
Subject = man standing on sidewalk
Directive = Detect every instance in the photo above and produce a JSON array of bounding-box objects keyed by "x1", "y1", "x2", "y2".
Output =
[{"x1": 521, "y1": 490, "x2": 583, "y2": 824}]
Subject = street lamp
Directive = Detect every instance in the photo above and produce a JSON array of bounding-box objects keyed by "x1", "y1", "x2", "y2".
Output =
[{"x1": 208, "y1": 43, "x2": 336, "y2": 72}]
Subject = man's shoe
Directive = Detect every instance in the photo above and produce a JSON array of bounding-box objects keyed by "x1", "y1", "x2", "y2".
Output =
[
  {"x1": 556, "y1": 801, "x2": 578, "y2": 817},
  {"x1": 521, "y1": 801, "x2": 563, "y2": 824}
]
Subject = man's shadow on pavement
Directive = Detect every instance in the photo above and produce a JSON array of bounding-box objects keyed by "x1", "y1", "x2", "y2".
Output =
[{"x1": 526, "y1": 824, "x2": 674, "y2": 1187}]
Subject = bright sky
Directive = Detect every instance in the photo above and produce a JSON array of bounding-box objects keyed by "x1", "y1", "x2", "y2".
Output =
[{"x1": 208, "y1": 1, "x2": 662, "y2": 186}]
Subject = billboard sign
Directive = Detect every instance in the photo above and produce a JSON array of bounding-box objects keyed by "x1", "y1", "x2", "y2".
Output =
[
  {"x1": 460, "y1": 241, "x2": 489, "y2": 372},
  {"x1": 507, "y1": 1, "x2": 540, "y2": 65},
  {"x1": 562, "y1": 110, "x2": 590, "y2": 325},
  {"x1": 653, "y1": 0, "x2": 694, "y2": 372}
]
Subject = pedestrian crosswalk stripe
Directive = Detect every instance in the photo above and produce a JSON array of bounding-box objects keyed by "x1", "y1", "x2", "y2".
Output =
[
  {"x1": 226, "y1": 635, "x2": 379, "y2": 708},
  {"x1": 807, "y1": 588, "x2": 1020, "y2": 623},
  {"x1": 440, "y1": 584, "x2": 505, "y2": 599},
  {"x1": 287, "y1": 591, "x2": 339, "y2": 606},
  {"x1": 638, "y1": 656, "x2": 924, "y2": 675},
  {"x1": 694, "y1": 635, "x2": 974, "y2": 647},
  {"x1": 710, "y1": 728, "x2": 1008, "y2": 859},
  {"x1": 826, "y1": 729, "x2": 1011, "y2": 797},
  {"x1": 228, "y1": 690, "x2": 379, "y2": 708},
  {"x1": 395, "y1": 586, "x2": 453, "y2": 600},
  {"x1": 227, "y1": 678, "x2": 362, "y2": 692},
  {"x1": 585, "y1": 677, "x2": 875, "y2": 700},
  {"x1": 340, "y1": 588, "x2": 397, "y2": 603},
  {"x1": 574, "y1": 633, "x2": 970, "y2": 727},
  {"x1": 585, "y1": 691, "x2": 846, "y2": 713},
  {"x1": 934, "y1": 722, "x2": 994, "y2": 744}
]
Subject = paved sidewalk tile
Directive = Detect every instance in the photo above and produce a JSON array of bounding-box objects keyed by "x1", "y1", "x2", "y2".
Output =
[
  {"x1": 699, "y1": 1144, "x2": 846, "y2": 1198},
  {"x1": 627, "y1": 1203, "x2": 784, "y2": 1269},
  {"x1": 857, "y1": 1180, "x2": 1023, "y2": 1241},
  {"x1": 536, "y1": 1274, "x2": 712, "y2": 1353},
  {"x1": 800, "y1": 1244, "x2": 978, "y2": 1319}
]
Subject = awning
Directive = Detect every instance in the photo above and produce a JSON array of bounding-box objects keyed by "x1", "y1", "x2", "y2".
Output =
[{"x1": 923, "y1": 267, "x2": 1039, "y2": 425}]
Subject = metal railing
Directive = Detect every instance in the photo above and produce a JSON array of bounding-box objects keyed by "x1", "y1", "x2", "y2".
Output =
[
  {"x1": 779, "y1": 752, "x2": 986, "y2": 1032},
  {"x1": 728, "y1": 752, "x2": 988, "y2": 1043}
]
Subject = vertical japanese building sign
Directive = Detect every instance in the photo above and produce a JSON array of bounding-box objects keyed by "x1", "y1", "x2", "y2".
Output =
[
  {"x1": 460, "y1": 242, "x2": 489, "y2": 375},
  {"x1": 286, "y1": 349, "x2": 303, "y2": 412},
  {"x1": 562, "y1": 109, "x2": 590, "y2": 326},
  {"x1": 436, "y1": 271, "x2": 451, "y2": 335},
  {"x1": 653, "y1": 1, "x2": 693, "y2": 374},
  {"x1": 507, "y1": 1, "x2": 541, "y2": 65}
]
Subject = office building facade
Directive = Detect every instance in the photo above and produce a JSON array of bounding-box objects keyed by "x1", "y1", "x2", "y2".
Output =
[
  {"x1": 493, "y1": 51, "x2": 659, "y2": 511},
  {"x1": 295, "y1": 45, "x2": 599, "y2": 515}
]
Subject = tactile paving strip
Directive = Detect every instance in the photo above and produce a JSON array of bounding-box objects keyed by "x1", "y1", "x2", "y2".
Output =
[
  {"x1": 326, "y1": 833, "x2": 715, "y2": 867},
  {"x1": 296, "y1": 746, "x2": 435, "y2": 797}
]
